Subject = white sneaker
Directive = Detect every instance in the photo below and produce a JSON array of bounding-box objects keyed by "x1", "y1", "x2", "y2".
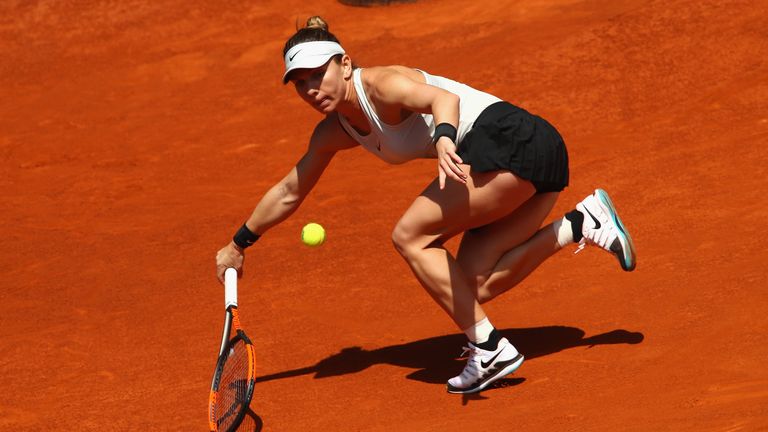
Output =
[
  {"x1": 446, "y1": 338, "x2": 524, "y2": 394},
  {"x1": 575, "y1": 188, "x2": 637, "y2": 271}
]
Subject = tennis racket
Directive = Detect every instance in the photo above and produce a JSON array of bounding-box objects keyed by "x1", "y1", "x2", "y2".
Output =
[{"x1": 208, "y1": 268, "x2": 256, "y2": 432}]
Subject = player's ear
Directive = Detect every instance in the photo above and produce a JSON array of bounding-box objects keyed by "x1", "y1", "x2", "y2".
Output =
[{"x1": 341, "y1": 55, "x2": 353, "y2": 80}]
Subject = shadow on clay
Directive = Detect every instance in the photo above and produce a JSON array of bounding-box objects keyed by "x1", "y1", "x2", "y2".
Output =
[
  {"x1": 255, "y1": 326, "x2": 644, "y2": 387},
  {"x1": 237, "y1": 408, "x2": 263, "y2": 432}
]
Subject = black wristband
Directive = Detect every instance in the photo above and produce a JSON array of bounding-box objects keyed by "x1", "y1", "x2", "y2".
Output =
[
  {"x1": 433, "y1": 123, "x2": 457, "y2": 145},
  {"x1": 233, "y1": 224, "x2": 260, "y2": 249}
]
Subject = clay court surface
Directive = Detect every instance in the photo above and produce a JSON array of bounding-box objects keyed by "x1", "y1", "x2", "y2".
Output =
[{"x1": 2, "y1": 0, "x2": 767, "y2": 430}]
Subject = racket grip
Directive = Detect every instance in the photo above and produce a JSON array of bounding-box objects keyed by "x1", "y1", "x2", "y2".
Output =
[{"x1": 224, "y1": 267, "x2": 238, "y2": 309}]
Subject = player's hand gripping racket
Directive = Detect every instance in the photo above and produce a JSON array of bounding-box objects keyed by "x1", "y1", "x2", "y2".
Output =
[{"x1": 208, "y1": 268, "x2": 256, "y2": 432}]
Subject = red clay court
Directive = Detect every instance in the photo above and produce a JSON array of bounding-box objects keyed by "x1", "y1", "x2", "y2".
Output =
[{"x1": 1, "y1": 0, "x2": 766, "y2": 430}]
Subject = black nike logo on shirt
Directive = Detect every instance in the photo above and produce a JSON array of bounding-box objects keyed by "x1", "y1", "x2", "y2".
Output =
[
  {"x1": 481, "y1": 351, "x2": 503, "y2": 369},
  {"x1": 289, "y1": 50, "x2": 301, "y2": 61},
  {"x1": 584, "y1": 207, "x2": 601, "y2": 229}
]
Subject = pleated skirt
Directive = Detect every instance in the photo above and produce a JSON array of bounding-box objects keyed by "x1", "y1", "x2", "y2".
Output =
[{"x1": 457, "y1": 101, "x2": 569, "y2": 193}]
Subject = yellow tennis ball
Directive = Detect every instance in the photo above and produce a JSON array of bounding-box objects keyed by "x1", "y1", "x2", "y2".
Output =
[{"x1": 301, "y1": 223, "x2": 325, "y2": 247}]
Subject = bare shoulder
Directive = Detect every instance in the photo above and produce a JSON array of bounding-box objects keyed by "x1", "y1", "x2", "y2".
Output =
[
  {"x1": 309, "y1": 113, "x2": 359, "y2": 153},
  {"x1": 362, "y1": 65, "x2": 424, "y2": 80},
  {"x1": 361, "y1": 65, "x2": 426, "y2": 95}
]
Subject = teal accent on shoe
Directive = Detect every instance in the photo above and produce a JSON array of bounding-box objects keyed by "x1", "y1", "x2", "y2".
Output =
[{"x1": 595, "y1": 189, "x2": 636, "y2": 271}]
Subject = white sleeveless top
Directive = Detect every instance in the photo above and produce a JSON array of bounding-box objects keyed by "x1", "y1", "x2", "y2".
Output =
[{"x1": 337, "y1": 68, "x2": 501, "y2": 164}]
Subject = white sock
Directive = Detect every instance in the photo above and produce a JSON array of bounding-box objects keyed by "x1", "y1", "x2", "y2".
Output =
[
  {"x1": 463, "y1": 317, "x2": 495, "y2": 344},
  {"x1": 553, "y1": 217, "x2": 574, "y2": 248}
]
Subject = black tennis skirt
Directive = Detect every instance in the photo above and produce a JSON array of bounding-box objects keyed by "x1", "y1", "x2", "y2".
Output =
[{"x1": 457, "y1": 101, "x2": 569, "y2": 193}]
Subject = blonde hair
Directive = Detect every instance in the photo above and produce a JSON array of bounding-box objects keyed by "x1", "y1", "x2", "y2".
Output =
[
  {"x1": 305, "y1": 16, "x2": 328, "y2": 31},
  {"x1": 283, "y1": 16, "x2": 339, "y2": 56}
]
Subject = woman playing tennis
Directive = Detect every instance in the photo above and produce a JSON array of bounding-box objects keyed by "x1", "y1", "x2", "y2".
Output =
[{"x1": 215, "y1": 17, "x2": 636, "y2": 394}]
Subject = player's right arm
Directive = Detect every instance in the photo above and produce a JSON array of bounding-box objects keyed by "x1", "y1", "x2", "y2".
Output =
[{"x1": 216, "y1": 114, "x2": 358, "y2": 282}]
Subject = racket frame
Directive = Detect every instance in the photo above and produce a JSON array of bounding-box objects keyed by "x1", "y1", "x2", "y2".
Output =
[{"x1": 208, "y1": 269, "x2": 256, "y2": 432}]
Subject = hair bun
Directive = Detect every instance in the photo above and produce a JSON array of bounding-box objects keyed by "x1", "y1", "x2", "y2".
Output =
[{"x1": 306, "y1": 16, "x2": 329, "y2": 31}]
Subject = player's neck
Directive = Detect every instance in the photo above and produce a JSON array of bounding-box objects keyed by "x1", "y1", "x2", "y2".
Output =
[{"x1": 336, "y1": 82, "x2": 363, "y2": 120}]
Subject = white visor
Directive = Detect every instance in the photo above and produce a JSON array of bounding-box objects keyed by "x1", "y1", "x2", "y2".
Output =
[{"x1": 283, "y1": 41, "x2": 345, "y2": 84}]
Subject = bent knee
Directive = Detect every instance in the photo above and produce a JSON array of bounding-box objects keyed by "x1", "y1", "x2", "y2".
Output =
[
  {"x1": 476, "y1": 286, "x2": 493, "y2": 304},
  {"x1": 391, "y1": 219, "x2": 437, "y2": 259},
  {"x1": 391, "y1": 222, "x2": 415, "y2": 257},
  {"x1": 465, "y1": 273, "x2": 492, "y2": 304}
]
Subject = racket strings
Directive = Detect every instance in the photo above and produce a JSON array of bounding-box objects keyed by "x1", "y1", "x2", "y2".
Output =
[{"x1": 213, "y1": 339, "x2": 254, "y2": 430}]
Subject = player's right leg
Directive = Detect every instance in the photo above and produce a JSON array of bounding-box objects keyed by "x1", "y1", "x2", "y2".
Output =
[
  {"x1": 456, "y1": 192, "x2": 560, "y2": 303},
  {"x1": 458, "y1": 188, "x2": 636, "y2": 304}
]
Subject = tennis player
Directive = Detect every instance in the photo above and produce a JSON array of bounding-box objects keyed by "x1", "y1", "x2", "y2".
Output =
[{"x1": 215, "y1": 17, "x2": 636, "y2": 394}]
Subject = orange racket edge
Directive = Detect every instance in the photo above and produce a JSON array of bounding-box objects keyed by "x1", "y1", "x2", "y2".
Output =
[{"x1": 208, "y1": 268, "x2": 256, "y2": 432}]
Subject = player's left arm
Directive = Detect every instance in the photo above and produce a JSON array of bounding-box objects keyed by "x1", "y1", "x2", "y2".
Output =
[{"x1": 370, "y1": 70, "x2": 466, "y2": 189}]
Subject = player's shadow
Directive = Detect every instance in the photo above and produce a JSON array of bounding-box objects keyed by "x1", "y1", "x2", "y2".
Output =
[{"x1": 255, "y1": 326, "x2": 644, "y2": 385}]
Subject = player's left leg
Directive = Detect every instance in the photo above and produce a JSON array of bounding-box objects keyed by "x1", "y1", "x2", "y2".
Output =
[
  {"x1": 391, "y1": 167, "x2": 535, "y2": 330},
  {"x1": 391, "y1": 166, "x2": 534, "y2": 394}
]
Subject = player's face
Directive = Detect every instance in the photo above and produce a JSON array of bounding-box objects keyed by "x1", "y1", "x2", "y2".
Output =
[{"x1": 290, "y1": 57, "x2": 347, "y2": 114}]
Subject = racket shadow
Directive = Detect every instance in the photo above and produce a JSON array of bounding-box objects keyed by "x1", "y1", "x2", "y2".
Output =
[
  {"x1": 237, "y1": 408, "x2": 263, "y2": 432},
  {"x1": 255, "y1": 325, "x2": 644, "y2": 385},
  {"x1": 215, "y1": 379, "x2": 263, "y2": 431}
]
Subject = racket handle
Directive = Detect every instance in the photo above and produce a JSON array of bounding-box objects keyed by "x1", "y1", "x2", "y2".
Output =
[{"x1": 224, "y1": 267, "x2": 238, "y2": 309}]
